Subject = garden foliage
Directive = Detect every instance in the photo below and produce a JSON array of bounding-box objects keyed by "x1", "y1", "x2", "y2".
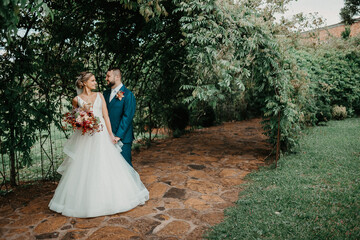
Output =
[{"x1": 293, "y1": 36, "x2": 360, "y2": 124}]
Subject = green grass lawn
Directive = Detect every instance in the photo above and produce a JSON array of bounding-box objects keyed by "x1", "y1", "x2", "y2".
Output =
[{"x1": 206, "y1": 118, "x2": 360, "y2": 239}]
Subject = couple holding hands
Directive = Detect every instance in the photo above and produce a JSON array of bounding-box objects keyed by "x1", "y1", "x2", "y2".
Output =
[{"x1": 48, "y1": 69, "x2": 149, "y2": 218}]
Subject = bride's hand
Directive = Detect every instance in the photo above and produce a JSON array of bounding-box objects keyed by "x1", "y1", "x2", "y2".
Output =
[
  {"x1": 110, "y1": 134, "x2": 116, "y2": 144},
  {"x1": 84, "y1": 103, "x2": 92, "y2": 111}
]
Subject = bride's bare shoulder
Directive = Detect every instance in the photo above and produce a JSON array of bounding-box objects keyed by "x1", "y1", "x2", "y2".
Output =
[
  {"x1": 72, "y1": 96, "x2": 79, "y2": 107},
  {"x1": 98, "y1": 92, "x2": 105, "y2": 100}
]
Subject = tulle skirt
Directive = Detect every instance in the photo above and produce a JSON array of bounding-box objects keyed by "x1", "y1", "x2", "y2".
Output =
[{"x1": 48, "y1": 127, "x2": 149, "y2": 218}]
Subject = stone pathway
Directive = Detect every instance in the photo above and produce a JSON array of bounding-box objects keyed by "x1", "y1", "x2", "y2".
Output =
[{"x1": 0, "y1": 119, "x2": 271, "y2": 240}]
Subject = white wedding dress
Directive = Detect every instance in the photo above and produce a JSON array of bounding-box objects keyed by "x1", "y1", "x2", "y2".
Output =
[{"x1": 49, "y1": 93, "x2": 149, "y2": 218}]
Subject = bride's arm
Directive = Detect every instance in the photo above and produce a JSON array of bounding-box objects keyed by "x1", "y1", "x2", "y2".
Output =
[
  {"x1": 99, "y1": 93, "x2": 115, "y2": 141},
  {"x1": 72, "y1": 97, "x2": 78, "y2": 108}
]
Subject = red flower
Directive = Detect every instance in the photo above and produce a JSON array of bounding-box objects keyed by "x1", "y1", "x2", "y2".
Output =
[
  {"x1": 116, "y1": 91, "x2": 125, "y2": 101},
  {"x1": 62, "y1": 107, "x2": 103, "y2": 135}
]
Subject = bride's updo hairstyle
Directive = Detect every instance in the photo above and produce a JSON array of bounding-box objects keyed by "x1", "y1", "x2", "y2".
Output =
[{"x1": 76, "y1": 72, "x2": 93, "y2": 89}]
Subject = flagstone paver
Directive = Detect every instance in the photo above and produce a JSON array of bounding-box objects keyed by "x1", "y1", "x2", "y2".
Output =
[{"x1": 0, "y1": 118, "x2": 271, "y2": 239}]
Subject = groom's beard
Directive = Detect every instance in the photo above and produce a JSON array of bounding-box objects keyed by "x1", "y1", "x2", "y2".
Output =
[{"x1": 108, "y1": 81, "x2": 115, "y2": 88}]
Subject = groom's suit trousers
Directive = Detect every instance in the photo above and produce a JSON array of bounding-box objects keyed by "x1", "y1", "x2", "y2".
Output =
[{"x1": 121, "y1": 143, "x2": 133, "y2": 167}]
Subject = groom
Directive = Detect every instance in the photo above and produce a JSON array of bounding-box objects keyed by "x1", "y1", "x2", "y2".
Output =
[{"x1": 104, "y1": 68, "x2": 136, "y2": 167}]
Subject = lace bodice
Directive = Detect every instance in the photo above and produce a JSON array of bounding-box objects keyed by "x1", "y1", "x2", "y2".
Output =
[{"x1": 77, "y1": 93, "x2": 103, "y2": 118}]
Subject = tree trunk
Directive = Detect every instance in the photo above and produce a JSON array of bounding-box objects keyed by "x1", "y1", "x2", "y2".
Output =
[
  {"x1": 275, "y1": 112, "x2": 281, "y2": 168},
  {"x1": 148, "y1": 102, "x2": 152, "y2": 145},
  {"x1": 9, "y1": 125, "x2": 17, "y2": 186}
]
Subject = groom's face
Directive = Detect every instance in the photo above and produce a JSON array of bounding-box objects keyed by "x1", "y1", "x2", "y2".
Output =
[{"x1": 106, "y1": 71, "x2": 115, "y2": 87}]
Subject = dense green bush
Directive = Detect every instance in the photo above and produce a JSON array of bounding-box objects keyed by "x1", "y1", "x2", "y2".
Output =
[
  {"x1": 289, "y1": 36, "x2": 360, "y2": 126},
  {"x1": 168, "y1": 105, "x2": 189, "y2": 132},
  {"x1": 332, "y1": 105, "x2": 347, "y2": 120},
  {"x1": 191, "y1": 105, "x2": 216, "y2": 128},
  {"x1": 315, "y1": 101, "x2": 332, "y2": 123}
]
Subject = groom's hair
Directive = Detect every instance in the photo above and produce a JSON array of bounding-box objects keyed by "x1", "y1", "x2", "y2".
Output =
[{"x1": 108, "y1": 68, "x2": 121, "y2": 79}]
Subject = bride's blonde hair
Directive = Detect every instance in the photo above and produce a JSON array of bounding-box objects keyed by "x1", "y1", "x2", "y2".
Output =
[{"x1": 76, "y1": 72, "x2": 94, "y2": 89}]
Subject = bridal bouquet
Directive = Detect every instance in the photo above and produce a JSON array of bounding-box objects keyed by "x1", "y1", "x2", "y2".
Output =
[{"x1": 63, "y1": 107, "x2": 103, "y2": 135}]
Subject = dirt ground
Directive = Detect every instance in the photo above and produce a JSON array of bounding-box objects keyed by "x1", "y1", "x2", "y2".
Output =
[{"x1": 0, "y1": 118, "x2": 272, "y2": 240}]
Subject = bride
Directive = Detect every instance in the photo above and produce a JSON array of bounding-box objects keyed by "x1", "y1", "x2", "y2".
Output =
[{"x1": 48, "y1": 72, "x2": 149, "y2": 218}]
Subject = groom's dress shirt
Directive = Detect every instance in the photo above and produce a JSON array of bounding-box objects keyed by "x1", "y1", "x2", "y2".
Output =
[{"x1": 109, "y1": 83, "x2": 123, "y2": 102}]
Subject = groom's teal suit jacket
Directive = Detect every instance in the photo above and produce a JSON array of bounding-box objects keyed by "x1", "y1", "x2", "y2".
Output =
[{"x1": 103, "y1": 85, "x2": 136, "y2": 144}]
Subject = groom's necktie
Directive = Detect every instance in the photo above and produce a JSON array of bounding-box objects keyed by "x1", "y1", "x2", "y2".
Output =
[{"x1": 109, "y1": 89, "x2": 118, "y2": 102}]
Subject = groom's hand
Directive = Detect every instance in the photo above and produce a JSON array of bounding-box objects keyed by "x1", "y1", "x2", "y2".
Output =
[{"x1": 114, "y1": 137, "x2": 121, "y2": 143}]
